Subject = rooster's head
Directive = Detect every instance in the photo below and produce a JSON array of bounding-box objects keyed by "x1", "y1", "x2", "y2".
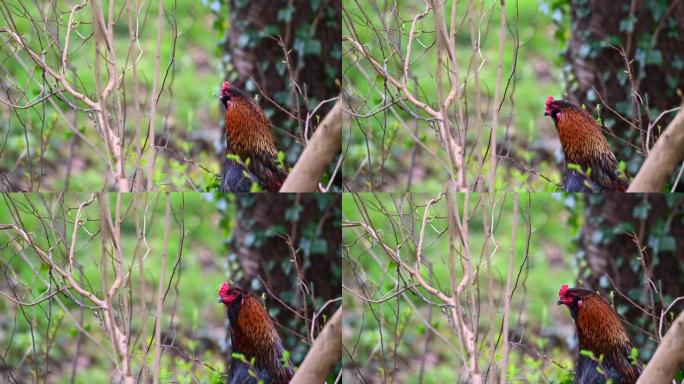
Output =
[
  {"x1": 220, "y1": 82, "x2": 233, "y2": 108},
  {"x1": 544, "y1": 96, "x2": 575, "y2": 123},
  {"x1": 217, "y1": 282, "x2": 246, "y2": 306},
  {"x1": 219, "y1": 81, "x2": 250, "y2": 108},
  {"x1": 557, "y1": 284, "x2": 595, "y2": 320}
]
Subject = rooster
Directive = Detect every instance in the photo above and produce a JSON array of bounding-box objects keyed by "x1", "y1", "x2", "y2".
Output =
[
  {"x1": 219, "y1": 82, "x2": 288, "y2": 192},
  {"x1": 217, "y1": 282, "x2": 294, "y2": 384},
  {"x1": 558, "y1": 284, "x2": 641, "y2": 384},
  {"x1": 544, "y1": 97, "x2": 629, "y2": 192}
]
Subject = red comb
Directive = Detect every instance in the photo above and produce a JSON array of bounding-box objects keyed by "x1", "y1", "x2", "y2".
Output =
[
  {"x1": 546, "y1": 96, "x2": 554, "y2": 108},
  {"x1": 218, "y1": 282, "x2": 231, "y2": 297},
  {"x1": 558, "y1": 284, "x2": 569, "y2": 297},
  {"x1": 221, "y1": 81, "x2": 231, "y2": 96}
]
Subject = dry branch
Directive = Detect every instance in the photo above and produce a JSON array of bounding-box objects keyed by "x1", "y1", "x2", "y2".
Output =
[
  {"x1": 349, "y1": 192, "x2": 491, "y2": 383},
  {"x1": 146, "y1": 0, "x2": 165, "y2": 191},
  {"x1": 0, "y1": 10, "x2": 130, "y2": 190},
  {"x1": 280, "y1": 97, "x2": 344, "y2": 192},
  {"x1": 0, "y1": 193, "x2": 184, "y2": 383},
  {"x1": 0, "y1": 0, "x2": 181, "y2": 191},
  {"x1": 628, "y1": 104, "x2": 684, "y2": 192},
  {"x1": 636, "y1": 310, "x2": 684, "y2": 384},
  {"x1": 290, "y1": 307, "x2": 341, "y2": 384}
]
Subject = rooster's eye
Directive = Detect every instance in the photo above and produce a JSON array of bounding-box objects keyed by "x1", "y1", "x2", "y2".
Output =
[{"x1": 550, "y1": 108, "x2": 560, "y2": 120}]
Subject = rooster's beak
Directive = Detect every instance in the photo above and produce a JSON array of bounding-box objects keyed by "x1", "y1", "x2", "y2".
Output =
[
  {"x1": 544, "y1": 111, "x2": 549, "y2": 116},
  {"x1": 217, "y1": 297, "x2": 223, "y2": 304},
  {"x1": 556, "y1": 300, "x2": 562, "y2": 305}
]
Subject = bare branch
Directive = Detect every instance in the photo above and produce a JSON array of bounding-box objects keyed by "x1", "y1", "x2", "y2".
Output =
[
  {"x1": 636, "y1": 310, "x2": 684, "y2": 384},
  {"x1": 290, "y1": 307, "x2": 341, "y2": 384},
  {"x1": 628, "y1": 103, "x2": 684, "y2": 192},
  {"x1": 280, "y1": 97, "x2": 343, "y2": 192}
]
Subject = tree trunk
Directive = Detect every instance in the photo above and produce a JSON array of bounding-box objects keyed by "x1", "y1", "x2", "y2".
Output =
[
  {"x1": 579, "y1": 193, "x2": 684, "y2": 359},
  {"x1": 224, "y1": 0, "x2": 341, "y2": 188},
  {"x1": 228, "y1": 193, "x2": 341, "y2": 335},
  {"x1": 636, "y1": 310, "x2": 684, "y2": 384},
  {"x1": 567, "y1": 0, "x2": 684, "y2": 187},
  {"x1": 290, "y1": 307, "x2": 342, "y2": 384},
  {"x1": 226, "y1": 0, "x2": 341, "y2": 129}
]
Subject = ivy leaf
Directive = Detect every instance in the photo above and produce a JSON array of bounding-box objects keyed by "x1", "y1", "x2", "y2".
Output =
[
  {"x1": 310, "y1": 238, "x2": 327, "y2": 254},
  {"x1": 244, "y1": 233, "x2": 256, "y2": 247},
  {"x1": 660, "y1": 236, "x2": 676, "y2": 252},
  {"x1": 646, "y1": 50, "x2": 663, "y2": 66},
  {"x1": 619, "y1": 16, "x2": 636, "y2": 33},
  {"x1": 277, "y1": 5, "x2": 295, "y2": 22},
  {"x1": 305, "y1": 40, "x2": 322, "y2": 56},
  {"x1": 285, "y1": 205, "x2": 303, "y2": 221},
  {"x1": 632, "y1": 200, "x2": 651, "y2": 219}
]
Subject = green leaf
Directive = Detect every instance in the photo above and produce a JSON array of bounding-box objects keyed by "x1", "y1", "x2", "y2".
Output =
[
  {"x1": 310, "y1": 238, "x2": 327, "y2": 254},
  {"x1": 646, "y1": 50, "x2": 663, "y2": 66},
  {"x1": 244, "y1": 233, "x2": 256, "y2": 247},
  {"x1": 632, "y1": 200, "x2": 651, "y2": 219},
  {"x1": 305, "y1": 40, "x2": 322, "y2": 56},
  {"x1": 277, "y1": 5, "x2": 295, "y2": 22},
  {"x1": 619, "y1": 16, "x2": 636, "y2": 33},
  {"x1": 660, "y1": 236, "x2": 676, "y2": 252},
  {"x1": 285, "y1": 205, "x2": 303, "y2": 221}
]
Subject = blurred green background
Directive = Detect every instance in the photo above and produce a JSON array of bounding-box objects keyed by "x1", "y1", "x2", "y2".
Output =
[
  {"x1": 0, "y1": 192, "x2": 341, "y2": 383},
  {"x1": 342, "y1": 192, "x2": 582, "y2": 383},
  {"x1": 0, "y1": 193, "x2": 228, "y2": 382},
  {"x1": 343, "y1": 0, "x2": 568, "y2": 191},
  {"x1": 0, "y1": 1, "x2": 223, "y2": 191},
  {"x1": 0, "y1": 0, "x2": 341, "y2": 191}
]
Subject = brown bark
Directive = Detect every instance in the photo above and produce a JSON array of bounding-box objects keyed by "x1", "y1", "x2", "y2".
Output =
[
  {"x1": 225, "y1": 1, "x2": 342, "y2": 189},
  {"x1": 628, "y1": 105, "x2": 684, "y2": 192},
  {"x1": 636, "y1": 310, "x2": 684, "y2": 384},
  {"x1": 226, "y1": 0, "x2": 341, "y2": 129},
  {"x1": 290, "y1": 307, "x2": 341, "y2": 384},
  {"x1": 579, "y1": 194, "x2": 684, "y2": 351},
  {"x1": 229, "y1": 194, "x2": 341, "y2": 323},
  {"x1": 280, "y1": 97, "x2": 343, "y2": 192}
]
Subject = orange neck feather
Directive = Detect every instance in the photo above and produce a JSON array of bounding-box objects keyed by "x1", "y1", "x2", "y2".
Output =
[
  {"x1": 576, "y1": 295, "x2": 630, "y2": 355},
  {"x1": 555, "y1": 108, "x2": 612, "y2": 164},
  {"x1": 231, "y1": 295, "x2": 280, "y2": 358},
  {"x1": 225, "y1": 97, "x2": 277, "y2": 159},
  {"x1": 576, "y1": 294, "x2": 640, "y2": 383}
]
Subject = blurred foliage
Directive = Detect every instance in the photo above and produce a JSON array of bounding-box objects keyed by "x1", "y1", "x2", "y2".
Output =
[
  {"x1": 0, "y1": 193, "x2": 226, "y2": 382},
  {"x1": 342, "y1": 193, "x2": 579, "y2": 382},
  {"x1": 0, "y1": 1, "x2": 224, "y2": 191}
]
